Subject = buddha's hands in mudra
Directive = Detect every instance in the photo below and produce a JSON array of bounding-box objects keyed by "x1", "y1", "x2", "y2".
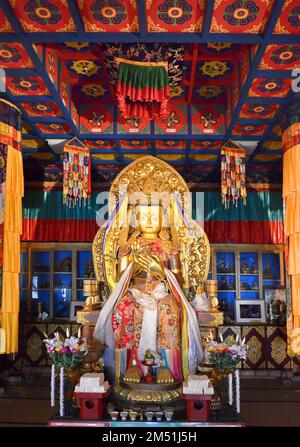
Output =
[{"x1": 132, "y1": 242, "x2": 165, "y2": 280}]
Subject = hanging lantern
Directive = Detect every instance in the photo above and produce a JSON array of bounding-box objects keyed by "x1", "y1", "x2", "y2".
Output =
[
  {"x1": 63, "y1": 137, "x2": 91, "y2": 207},
  {"x1": 221, "y1": 141, "x2": 247, "y2": 208},
  {"x1": 116, "y1": 58, "x2": 170, "y2": 120}
]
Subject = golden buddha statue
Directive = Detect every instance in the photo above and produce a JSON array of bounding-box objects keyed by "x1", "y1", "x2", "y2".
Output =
[{"x1": 93, "y1": 156, "x2": 210, "y2": 391}]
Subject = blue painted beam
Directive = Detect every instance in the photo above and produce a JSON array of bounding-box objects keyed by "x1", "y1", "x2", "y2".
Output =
[
  {"x1": 137, "y1": 0, "x2": 147, "y2": 38},
  {"x1": 245, "y1": 97, "x2": 292, "y2": 105},
  {"x1": 254, "y1": 70, "x2": 297, "y2": 79},
  {"x1": 5, "y1": 69, "x2": 37, "y2": 77},
  {"x1": 226, "y1": 0, "x2": 287, "y2": 137},
  {"x1": 150, "y1": 120, "x2": 156, "y2": 156},
  {"x1": 202, "y1": 0, "x2": 215, "y2": 40},
  {"x1": 113, "y1": 104, "x2": 125, "y2": 163},
  {"x1": 185, "y1": 102, "x2": 192, "y2": 163},
  {"x1": 14, "y1": 95, "x2": 55, "y2": 102},
  {"x1": 50, "y1": 133, "x2": 280, "y2": 142},
  {"x1": 1, "y1": 0, "x2": 80, "y2": 137},
  {"x1": 30, "y1": 116, "x2": 66, "y2": 123},
  {"x1": 5, "y1": 32, "x2": 300, "y2": 45},
  {"x1": 67, "y1": 0, "x2": 85, "y2": 38}
]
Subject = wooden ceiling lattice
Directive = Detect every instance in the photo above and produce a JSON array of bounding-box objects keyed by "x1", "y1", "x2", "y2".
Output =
[{"x1": 0, "y1": 0, "x2": 298, "y2": 185}]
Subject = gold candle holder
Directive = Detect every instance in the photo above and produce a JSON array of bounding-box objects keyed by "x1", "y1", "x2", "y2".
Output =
[
  {"x1": 83, "y1": 279, "x2": 100, "y2": 311},
  {"x1": 205, "y1": 280, "x2": 219, "y2": 312}
]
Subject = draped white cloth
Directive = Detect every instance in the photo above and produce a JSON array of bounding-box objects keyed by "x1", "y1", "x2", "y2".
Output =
[
  {"x1": 93, "y1": 263, "x2": 203, "y2": 375},
  {"x1": 129, "y1": 282, "x2": 168, "y2": 361}
]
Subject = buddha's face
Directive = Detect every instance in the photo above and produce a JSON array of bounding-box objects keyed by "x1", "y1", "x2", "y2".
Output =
[{"x1": 136, "y1": 205, "x2": 163, "y2": 235}]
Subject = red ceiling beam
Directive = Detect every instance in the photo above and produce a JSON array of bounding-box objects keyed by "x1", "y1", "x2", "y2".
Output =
[{"x1": 187, "y1": 43, "x2": 199, "y2": 104}]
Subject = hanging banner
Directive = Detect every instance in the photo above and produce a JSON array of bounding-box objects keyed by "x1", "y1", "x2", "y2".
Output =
[
  {"x1": 0, "y1": 98, "x2": 23, "y2": 354},
  {"x1": 63, "y1": 137, "x2": 91, "y2": 207},
  {"x1": 221, "y1": 141, "x2": 247, "y2": 208}
]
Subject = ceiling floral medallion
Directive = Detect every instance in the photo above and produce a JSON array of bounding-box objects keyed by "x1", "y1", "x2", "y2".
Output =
[
  {"x1": 259, "y1": 79, "x2": 285, "y2": 93},
  {"x1": 88, "y1": 112, "x2": 105, "y2": 128},
  {"x1": 0, "y1": 44, "x2": 21, "y2": 63},
  {"x1": 224, "y1": 0, "x2": 259, "y2": 26},
  {"x1": 24, "y1": 0, "x2": 62, "y2": 25},
  {"x1": 197, "y1": 85, "x2": 223, "y2": 98},
  {"x1": 288, "y1": 5, "x2": 300, "y2": 27},
  {"x1": 64, "y1": 42, "x2": 90, "y2": 51},
  {"x1": 200, "y1": 61, "x2": 230, "y2": 78},
  {"x1": 165, "y1": 111, "x2": 180, "y2": 128},
  {"x1": 91, "y1": 0, "x2": 127, "y2": 25},
  {"x1": 158, "y1": 0, "x2": 192, "y2": 25},
  {"x1": 70, "y1": 60, "x2": 99, "y2": 76},
  {"x1": 270, "y1": 45, "x2": 300, "y2": 65},
  {"x1": 12, "y1": 77, "x2": 39, "y2": 91},
  {"x1": 170, "y1": 85, "x2": 185, "y2": 98},
  {"x1": 125, "y1": 116, "x2": 141, "y2": 129},
  {"x1": 81, "y1": 84, "x2": 107, "y2": 97},
  {"x1": 200, "y1": 112, "x2": 217, "y2": 129},
  {"x1": 206, "y1": 43, "x2": 232, "y2": 52}
]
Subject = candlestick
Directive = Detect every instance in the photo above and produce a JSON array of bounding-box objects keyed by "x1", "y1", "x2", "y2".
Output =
[
  {"x1": 51, "y1": 364, "x2": 55, "y2": 407},
  {"x1": 219, "y1": 332, "x2": 224, "y2": 342},
  {"x1": 235, "y1": 369, "x2": 240, "y2": 414},
  {"x1": 228, "y1": 373, "x2": 233, "y2": 406},
  {"x1": 66, "y1": 328, "x2": 70, "y2": 338},
  {"x1": 78, "y1": 327, "x2": 81, "y2": 338}
]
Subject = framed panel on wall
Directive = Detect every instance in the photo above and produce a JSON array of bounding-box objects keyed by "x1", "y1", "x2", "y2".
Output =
[
  {"x1": 211, "y1": 244, "x2": 285, "y2": 325},
  {"x1": 20, "y1": 243, "x2": 93, "y2": 322}
]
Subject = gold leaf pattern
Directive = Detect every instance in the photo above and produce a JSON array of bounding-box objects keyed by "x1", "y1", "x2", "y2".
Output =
[{"x1": 147, "y1": 16, "x2": 167, "y2": 32}]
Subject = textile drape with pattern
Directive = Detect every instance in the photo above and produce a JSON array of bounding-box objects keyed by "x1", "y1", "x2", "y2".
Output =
[
  {"x1": 22, "y1": 189, "x2": 283, "y2": 244},
  {"x1": 281, "y1": 107, "x2": 300, "y2": 333},
  {"x1": 0, "y1": 99, "x2": 23, "y2": 354},
  {"x1": 116, "y1": 58, "x2": 169, "y2": 120}
]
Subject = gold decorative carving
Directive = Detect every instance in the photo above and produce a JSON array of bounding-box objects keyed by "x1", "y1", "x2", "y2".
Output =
[
  {"x1": 120, "y1": 17, "x2": 139, "y2": 32},
  {"x1": 92, "y1": 226, "x2": 105, "y2": 283},
  {"x1": 114, "y1": 383, "x2": 182, "y2": 403},
  {"x1": 147, "y1": 17, "x2": 167, "y2": 32}
]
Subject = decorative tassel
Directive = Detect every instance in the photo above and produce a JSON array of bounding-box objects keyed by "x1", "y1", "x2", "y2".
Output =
[
  {"x1": 235, "y1": 369, "x2": 240, "y2": 414},
  {"x1": 60, "y1": 367, "x2": 64, "y2": 417},
  {"x1": 228, "y1": 372, "x2": 233, "y2": 406},
  {"x1": 63, "y1": 137, "x2": 91, "y2": 208},
  {"x1": 51, "y1": 364, "x2": 55, "y2": 407},
  {"x1": 221, "y1": 141, "x2": 247, "y2": 209}
]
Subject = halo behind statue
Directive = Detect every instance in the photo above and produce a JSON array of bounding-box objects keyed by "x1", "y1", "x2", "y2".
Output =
[{"x1": 93, "y1": 156, "x2": 210, "y2": 296}]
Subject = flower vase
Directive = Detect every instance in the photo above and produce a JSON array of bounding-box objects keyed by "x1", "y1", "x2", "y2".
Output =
[
  {"x1": 210, "y1": 368, "x2": 233, "y2": 409},
  {"x1": 58, "y1": 367, "x2": 81, "y2": 418}
]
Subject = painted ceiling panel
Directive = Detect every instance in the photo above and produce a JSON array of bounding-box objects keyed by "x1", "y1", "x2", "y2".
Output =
[
  {"x1": 77, "y1": 0, "x2": 139, "y2": 32},
  {"x1": 210, "y1": 0, "x2": 275, "y2": 34},
  {"x1": 8, "y1": 0, "x2": 76, "y2": 32},
  {"x1": 146, "y1": 0, "x2": 206, "y2": 33}
]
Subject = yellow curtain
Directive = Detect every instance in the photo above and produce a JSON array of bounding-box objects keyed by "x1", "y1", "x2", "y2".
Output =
[
  {"x1": 282, "y1": 122, "x2": 300, "y2": 333},
  {"x1": 0, "y1": 99, "x2": 23, "y2": 354}
]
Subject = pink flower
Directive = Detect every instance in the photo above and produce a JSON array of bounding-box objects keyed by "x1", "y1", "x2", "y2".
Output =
[
  {"x1": 60, "y1": 347, "x2": 68, "y2": 354},
  {"x1": 71, "y1": 349, "x2": 78, "y2": 354}
]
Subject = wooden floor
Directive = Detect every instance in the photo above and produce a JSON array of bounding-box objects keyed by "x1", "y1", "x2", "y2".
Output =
[{"x1": 0, "y1": 373, "x2": 300, "y2": 426}]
